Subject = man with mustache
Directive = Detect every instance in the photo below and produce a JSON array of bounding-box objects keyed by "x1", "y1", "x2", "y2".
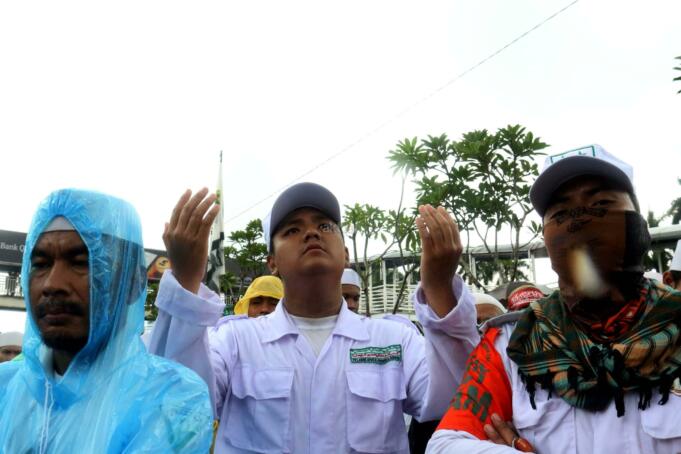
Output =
[
  {"x1": 149, "y1": 182, "x2": 480, "y2": 453},
  {"x1": 427, "y1": 145, "x2": 681, "y2": 453},
  {"x1": 0, "y1": 189, "x2": 213, "y2": 453}
]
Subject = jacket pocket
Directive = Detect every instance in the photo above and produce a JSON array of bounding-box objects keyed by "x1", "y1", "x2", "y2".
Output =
[
  {"x1": 346, "y1": 368, "x2": 408, "y2": 453},
  {"x1": 225, "y1": 366, "x2": 294, "y2": 453},
  {"x1": 640, "y1": 392, "x2": 681, "y2": 452}
]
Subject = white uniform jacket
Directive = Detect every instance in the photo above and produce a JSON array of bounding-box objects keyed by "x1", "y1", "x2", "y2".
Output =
[
  {"x1": 427, "y1": 318, "x2": 681, "y2": 454},
  {"x1": 149, "y1": 271, "x2": 479, "y2": 454}
]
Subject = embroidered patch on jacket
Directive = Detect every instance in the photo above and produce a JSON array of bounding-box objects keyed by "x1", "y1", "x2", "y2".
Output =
[{"x1": 349, "y1": 344, "x2": 402, "y2": 364}]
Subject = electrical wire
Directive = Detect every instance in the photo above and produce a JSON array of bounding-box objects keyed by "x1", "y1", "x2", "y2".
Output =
[{"x1": 225, "y1": 0, "x2": 579, "y2": 223}]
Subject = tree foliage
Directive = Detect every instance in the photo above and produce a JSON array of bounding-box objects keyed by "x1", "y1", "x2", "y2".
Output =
[
  {"x1": 388, "y1": 124, "x2": 548, "y2": 286},
  {"x1": 666, "y1": 178, "x2": 681, "y2": 225},
  {"x1": 223, "y1": 218, "x2": 268, "y2": 296},
  {"x1": 144, "y1": 281, "x2": 159, "y2": 321},
  {"x1": 644, "y1": 210, "x2": 672, "y2": 272},
  {"x1": 342, "y1": 178, "x2": 421, "y2": 316},
  {"x1": 343, "y1": 203, "x2": 391, "y2": 317}
]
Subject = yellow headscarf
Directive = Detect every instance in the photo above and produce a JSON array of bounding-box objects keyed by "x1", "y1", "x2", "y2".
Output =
[{"x1": 234, "y1": 275, "x2": 284, "y2": 315}]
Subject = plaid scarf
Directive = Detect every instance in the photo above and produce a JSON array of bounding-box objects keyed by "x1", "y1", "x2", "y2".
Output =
[{"x1": 507, "y1": 279, "x2": 681, "y2": 416}]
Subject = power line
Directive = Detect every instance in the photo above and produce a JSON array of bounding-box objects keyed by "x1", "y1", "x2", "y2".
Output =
[{"x1": 226, "y1": 0, "x2": 579, "y2": 224}]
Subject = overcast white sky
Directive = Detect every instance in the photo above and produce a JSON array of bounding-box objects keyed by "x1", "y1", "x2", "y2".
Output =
[{"x1": 1, "y1": 0, "x2": 680, "y2": 252}]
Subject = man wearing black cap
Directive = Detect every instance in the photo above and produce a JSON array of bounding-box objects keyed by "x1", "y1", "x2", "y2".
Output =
[
  {"x1": 428, "y1": 145, "x2": 681, "y2": 453},
  {"x1": 149, "y1": 182, "x2": 480, "y2": 453}
]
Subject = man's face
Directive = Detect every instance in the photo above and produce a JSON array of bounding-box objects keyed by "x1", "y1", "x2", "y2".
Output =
[
  {"x1": 268, "y1": 208, "x2": 347, "y2": 279},
  {"x1": 0, "y1": 345, "x2": 21, "y2": 363},
  {"x1": 476, "y1": 304, "x2": 504, "y2": 325},
  {"x1": 342, "y1": 284, "x2": 361, "y2": 313},
  {"x1": 247, "y1": 296, "x2": 279, "y2": 317},
  {"x1": 29, "y1": 231, "x2": 90, "y2": 353},
  {"x1": 543, "y1": 176, "x2": 635, "y2": 224}
]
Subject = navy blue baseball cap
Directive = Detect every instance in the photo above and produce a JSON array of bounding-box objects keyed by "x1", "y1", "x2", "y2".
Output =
[{"x1": 263, "y1": 182, "x2": 341, "y2": 252}]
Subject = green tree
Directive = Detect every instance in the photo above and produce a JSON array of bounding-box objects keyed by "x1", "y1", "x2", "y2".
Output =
[
  {"x1": 144, "y1": 281, "x2": 159, "y2": 321},
  {"x1": 224, "y1": 219, "x2": 268, "y2": 296},
  {"x1": 388, "y1": 124, "x2": 548, "y2": 286},
  {"x1": 387, "y1": 178, "x2": 421, "y2": 314},
  {"x1": 645, "y1": 210, "x2": 672, "y2": 272},
  {"x1": 475, "y1": 259, "x2": 529, "y2": 284},
  {"x1": 220, "y1": 271, "x2": 240, "y2": 314},
  {"x1": 665, "y1": 178, "x2": 681, "y2": 224},
  {"x1": 343, "y1": 203, "x2": 391, "y2": 317}
]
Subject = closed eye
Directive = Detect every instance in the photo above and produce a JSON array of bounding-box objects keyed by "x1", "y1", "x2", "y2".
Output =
[
  {"x1": 30, "y1": 259, "x2": 50, "y2": 270},
  {"x1": 71, "y1": 257, "x2": 89, "y2": 267}
]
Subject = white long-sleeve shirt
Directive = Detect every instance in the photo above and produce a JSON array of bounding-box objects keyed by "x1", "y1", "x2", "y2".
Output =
[
  {"x1": 149, "y1": 271, "x2": 479, "y2": 453},
  {"x1": 427, "y1": 321, "x2": 681, "y2": 454}
]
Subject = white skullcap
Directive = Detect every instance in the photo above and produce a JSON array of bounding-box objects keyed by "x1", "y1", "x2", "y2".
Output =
[
  {"x1": 43, "y1": 216, "x2": 75, "y2": 232},
  {"x1": 473, "y1": 293, "x2": 507, "y2": 314},
  {"x1": 0, "y1": 331, "x2": 23, "y2": 348},
  {"x1": 341, "y1": 268, "x2": 361, "y2": 288},
  {"x1": 644, "y1": 270, "x2": 663, "y2": 281},
  {"x1": 671, "y1": 240, "x2": 681, "y2": 272}
]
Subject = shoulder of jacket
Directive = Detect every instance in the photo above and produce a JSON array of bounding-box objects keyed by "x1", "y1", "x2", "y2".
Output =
[
  {"x1": 216, "y1": 314, "x2": 248, "y2": 325},
  {"x1": 479, "y1": 311, "x2": 523, "y2": 332}
]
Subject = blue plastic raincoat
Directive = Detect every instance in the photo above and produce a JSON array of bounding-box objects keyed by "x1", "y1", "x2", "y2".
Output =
[{"x1": 0, "y1": 189, "x2": 213, "y2": 453}]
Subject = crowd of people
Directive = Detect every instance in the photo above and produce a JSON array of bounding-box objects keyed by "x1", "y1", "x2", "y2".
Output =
[{"x1": 1, "y1": 144, "x2": 681, "y2": 453}]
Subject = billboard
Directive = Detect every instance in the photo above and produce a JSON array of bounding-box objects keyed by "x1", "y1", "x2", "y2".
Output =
[{"x1": 0, "y1": 230, "x2": 171, "y2": 280}]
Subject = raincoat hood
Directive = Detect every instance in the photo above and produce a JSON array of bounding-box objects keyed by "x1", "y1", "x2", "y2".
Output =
[{"x1": 0, "y1": 189, "x2": 212, "y2": 453}]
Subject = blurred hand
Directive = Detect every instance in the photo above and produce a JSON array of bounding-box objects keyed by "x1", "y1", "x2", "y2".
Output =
[
  {"x1": 484, "y1": 413, "x2": 534, "y2": 453},
  {"x1": 163, "y1": 188, "x2": 220, "y2": 294},
  {"x1": 416, "y1": 205, "x2": 462, "y2": 317}
]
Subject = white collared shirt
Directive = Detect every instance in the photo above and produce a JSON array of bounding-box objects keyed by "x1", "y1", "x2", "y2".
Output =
[
  {"x1": 149, "y1": 271, "x2": 479, "y2": 454},
  {"x1": 426, "y1": 321, "x2": 681, "y2": 454}
]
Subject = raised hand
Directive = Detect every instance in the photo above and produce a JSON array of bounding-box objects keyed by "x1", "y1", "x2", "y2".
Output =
[
  {"x1": 416, "y1": 205, "x2": 463, "y2": 317},
  {"x1": 163, "y1": 188, "x2": 220, "y2": 294}
]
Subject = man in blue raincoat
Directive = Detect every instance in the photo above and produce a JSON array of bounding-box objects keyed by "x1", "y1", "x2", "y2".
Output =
[{"x1": 0, "y1": 189, "x2": 213, "y2": 453}]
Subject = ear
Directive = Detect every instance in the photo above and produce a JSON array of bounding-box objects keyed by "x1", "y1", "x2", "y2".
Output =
[
  {"x1": 344, "y1": 247, "x2": 350, "y2": 268},
  {"x1": 663, "y1": 271, "x2": 674, "y2": 286},
  {"x1": 267, "y1": 254, "x2": 278, "y2": 276}
]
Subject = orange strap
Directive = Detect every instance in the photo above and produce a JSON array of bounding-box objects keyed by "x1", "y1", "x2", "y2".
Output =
[{"x1": 437, "y1": 327, "x2": 513, "y2": 440}]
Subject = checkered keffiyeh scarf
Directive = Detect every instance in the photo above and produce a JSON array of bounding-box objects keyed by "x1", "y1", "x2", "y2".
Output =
[{"x1": 507, "y1": 279, "x2": 681, "y2": 416}]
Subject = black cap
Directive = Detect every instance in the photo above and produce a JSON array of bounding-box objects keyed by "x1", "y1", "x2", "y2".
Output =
[{"x1": 264, "y1": 182, "x2": 341, "y2": 252}]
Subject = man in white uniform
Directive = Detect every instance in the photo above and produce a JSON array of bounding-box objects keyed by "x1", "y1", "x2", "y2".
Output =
[
  {"x1": 428, "y1": 145, "x2": 681, "y2": 453},
  {"x1": 149, "y1": 182, "x2": 480, "y2": 453},
  {"x1": 341, "y1": 268, "x2": 362, "y2": 313}
]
